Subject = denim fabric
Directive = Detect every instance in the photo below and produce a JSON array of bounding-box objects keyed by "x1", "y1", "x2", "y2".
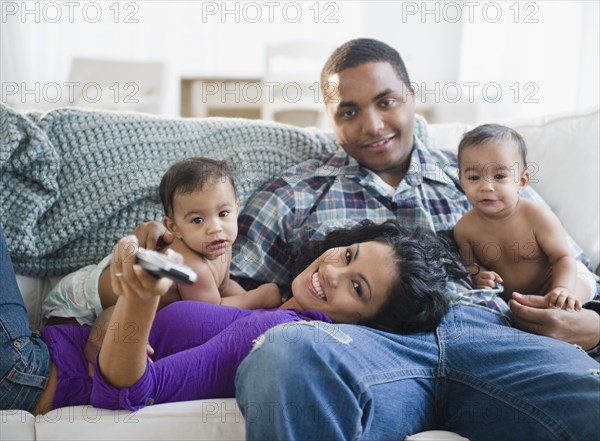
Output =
[
  {"x1": 236, "y1": 304, "x2": 600, "y2": 441},
  {"x1": 0, "y1": 225, "x2": 51, "y2": 412}
]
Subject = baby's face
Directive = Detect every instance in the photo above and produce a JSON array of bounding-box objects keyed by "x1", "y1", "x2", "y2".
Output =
[
  {"x1": 459, "y1": 141, "x2": 529, "y2": 217},
  {"x1": 169, "y1": 179, "x2": 239, "y2": 260},
  {"x1": 290, "y1": 241, "x2": 395, "y2": 324}
]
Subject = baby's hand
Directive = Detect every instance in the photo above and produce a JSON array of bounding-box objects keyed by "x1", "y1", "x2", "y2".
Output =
[
  {"x1": 543, "y1": 288, "x2": 582, "y2": 312},
  {"x1": 474, "y1": 271, "x2": 503, "y2": 289}
]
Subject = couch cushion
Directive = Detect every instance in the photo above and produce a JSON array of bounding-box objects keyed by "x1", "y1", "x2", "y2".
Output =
[
  {"x1": 0, "y1": 410, "x2": 36, "y2": 441},
  {"x1": 34, "y1": 399, "x2": 244, "y2": 441}
]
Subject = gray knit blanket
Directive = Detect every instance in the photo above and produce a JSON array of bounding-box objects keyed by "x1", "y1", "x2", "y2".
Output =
[{"x1": 0, "y1": 104, "x2": 430, "y2": 276}]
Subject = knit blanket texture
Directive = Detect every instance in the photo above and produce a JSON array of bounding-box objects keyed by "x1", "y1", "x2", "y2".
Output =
[{"x1": 0, "y1": 104, "x2": 430, "y2": 276}]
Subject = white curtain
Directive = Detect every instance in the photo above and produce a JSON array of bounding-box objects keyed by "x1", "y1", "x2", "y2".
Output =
[{"x1": 458, "y1": 1, "x2": 599, "y2": 121}]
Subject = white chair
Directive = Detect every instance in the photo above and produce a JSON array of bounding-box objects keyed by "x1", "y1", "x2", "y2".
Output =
[
  {"x1": 261, "y1": 41, "x2": 333, "y2": 128},
  {"x1": 63, "y1": 58, "x2": 165, "y2": 114}
]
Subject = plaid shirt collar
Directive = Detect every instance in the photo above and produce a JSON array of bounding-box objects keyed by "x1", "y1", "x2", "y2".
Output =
[{"x1": 314, "y1": 137, "x2": 457, "y2": 192}]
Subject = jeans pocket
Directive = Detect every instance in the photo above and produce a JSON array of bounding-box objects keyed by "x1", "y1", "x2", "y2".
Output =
[
  {"x1": 0, "y1": 337, "x2": 21, "y2": 378},
  {"x1": 0, "y1": 336, "x2": 50, "y2": 411}
]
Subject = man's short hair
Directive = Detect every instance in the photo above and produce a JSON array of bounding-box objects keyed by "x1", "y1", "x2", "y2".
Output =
[{"x1": 320, "y1": 38, "x2": 412, "y2": 96}]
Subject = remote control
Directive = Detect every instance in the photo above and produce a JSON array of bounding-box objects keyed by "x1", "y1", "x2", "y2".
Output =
[{"x1": 136, "y1": 248, "x2": 197, "y2": 285}]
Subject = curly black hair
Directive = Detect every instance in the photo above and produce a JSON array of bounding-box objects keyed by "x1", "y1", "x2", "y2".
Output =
[{"x1": 290, "y1": 221, "x2": 467, "y2": 334}]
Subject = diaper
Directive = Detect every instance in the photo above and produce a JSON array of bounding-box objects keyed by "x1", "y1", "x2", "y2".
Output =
[
  {"x1": 42, "y1": 254, "x2": 111, "y2": 326},
  {"x1": 576, "y1": 260, "x2": 599, "y2": 301}
]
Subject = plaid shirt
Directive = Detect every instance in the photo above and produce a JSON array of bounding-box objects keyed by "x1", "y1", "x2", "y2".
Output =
[{"x1": 231, "y1": 137, "x2": 595, "y2": 319}]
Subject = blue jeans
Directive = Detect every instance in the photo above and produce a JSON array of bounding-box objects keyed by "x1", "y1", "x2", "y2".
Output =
[
  {"x1": 0, "y1": 225, "x2": 51, "y2": 413},
  {"x1": 236, "y1": 305, "x2": 600, "y2": 440}
]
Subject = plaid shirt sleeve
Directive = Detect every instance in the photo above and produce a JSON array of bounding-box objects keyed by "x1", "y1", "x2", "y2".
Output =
[{"x1": 231, "y1": 177, "x2": 298, "y2": 291}]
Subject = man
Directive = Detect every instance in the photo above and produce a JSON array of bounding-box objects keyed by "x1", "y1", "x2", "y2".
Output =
[
  {"x1": 224, "y1": 38, "x2": 599, "y2": 350},
  {"x1": 138, "y1": 39, "x2": 600, "y2": 439}
]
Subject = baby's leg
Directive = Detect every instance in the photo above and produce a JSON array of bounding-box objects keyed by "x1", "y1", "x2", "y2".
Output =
[
  {"x1": 574, "y1": 267, "x2": 597, "y2": 304},
  {"x1": 573, "y1": 274, "x2": 596, "y2": 305},
  {"x1": 539, "y1": 261, "x2": 596, "y2": 311}
]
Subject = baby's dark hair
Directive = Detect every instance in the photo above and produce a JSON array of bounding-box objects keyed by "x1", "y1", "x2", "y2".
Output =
[
  {"x1": 320, "y1": 38, "x2": 412, "y2": 97},
  {"x1": 291, "y1": 221, "x2": 468, "y2": 334},
  {"x1": 159, "y1": 157, "x2": 235, "y2": 218},
  {"x1": 458, "y1": 124, "x2": 528, "y2": 169}
]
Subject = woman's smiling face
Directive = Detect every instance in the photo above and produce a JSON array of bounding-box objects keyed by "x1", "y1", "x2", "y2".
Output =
[{"x1": 290, "y1": 241, "x2": 397, "y2": 323}]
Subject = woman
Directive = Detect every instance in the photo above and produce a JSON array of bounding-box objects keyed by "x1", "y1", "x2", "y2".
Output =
[{"x1": 1, "y1": 221, "x2": 464, "y2": 413}]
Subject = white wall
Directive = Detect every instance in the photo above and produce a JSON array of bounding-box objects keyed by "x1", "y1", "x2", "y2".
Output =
[
  {"x1": 362, "y1": 1, "x2": 463, "y2": 85},
  {"x1": 1, "y1": 1, "x2": 598, "y2": 121},
  {"x1": 458, "y1": 1, "x2": 599, "y2": 122},
  {"x1": 1, "y1": 1, "x2": 365, "y2": 116},
  {"x1": 362, "y1": 1, "x2": 599, "y2": 122},
  {"x1": 576, "y1": 0, "x2": 600, "y2": 110}
]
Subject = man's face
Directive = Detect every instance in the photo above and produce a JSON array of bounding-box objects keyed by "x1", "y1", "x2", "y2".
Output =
[{"x1": 325, "y1": 62, "x2": 415, "y2": 187}]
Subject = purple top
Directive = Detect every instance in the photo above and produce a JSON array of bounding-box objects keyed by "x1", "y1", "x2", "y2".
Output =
[
  {"x1": 42, "y1": 302, "x2": 332, "y2": 410},
  {"x1": 40, "y1": 324, "x2": 92, "y2": 409}
]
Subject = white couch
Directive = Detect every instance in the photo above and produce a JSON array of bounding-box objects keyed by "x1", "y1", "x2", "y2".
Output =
[{"x1": 2, "y1": 106, "x2": 598, "y2": 441}]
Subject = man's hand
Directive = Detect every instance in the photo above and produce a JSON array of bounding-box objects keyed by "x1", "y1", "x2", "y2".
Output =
[
  {"x1": 543, "y1": 287, "x2": 582, "y2": 312},
  {"x1": 510, "y1": 292, "x2": 600, "y2": 350},
  {"x1": 132, "y1": 221, "x2": 174, "y2": 250},
  {"x1": 474, "y1": 270, "x2": 503, "y2": 289}
]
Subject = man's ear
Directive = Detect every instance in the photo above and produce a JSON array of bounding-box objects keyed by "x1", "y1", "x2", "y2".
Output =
[
  {"x1": 519, "y1": 168, "x2": 530, "y2": 192},
  {"x1": 235, "y1": 198, "x2": 241, "y2": 217},
  {"x1": 163, "y1": 216, "x2": 181, "y2": 238}
]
